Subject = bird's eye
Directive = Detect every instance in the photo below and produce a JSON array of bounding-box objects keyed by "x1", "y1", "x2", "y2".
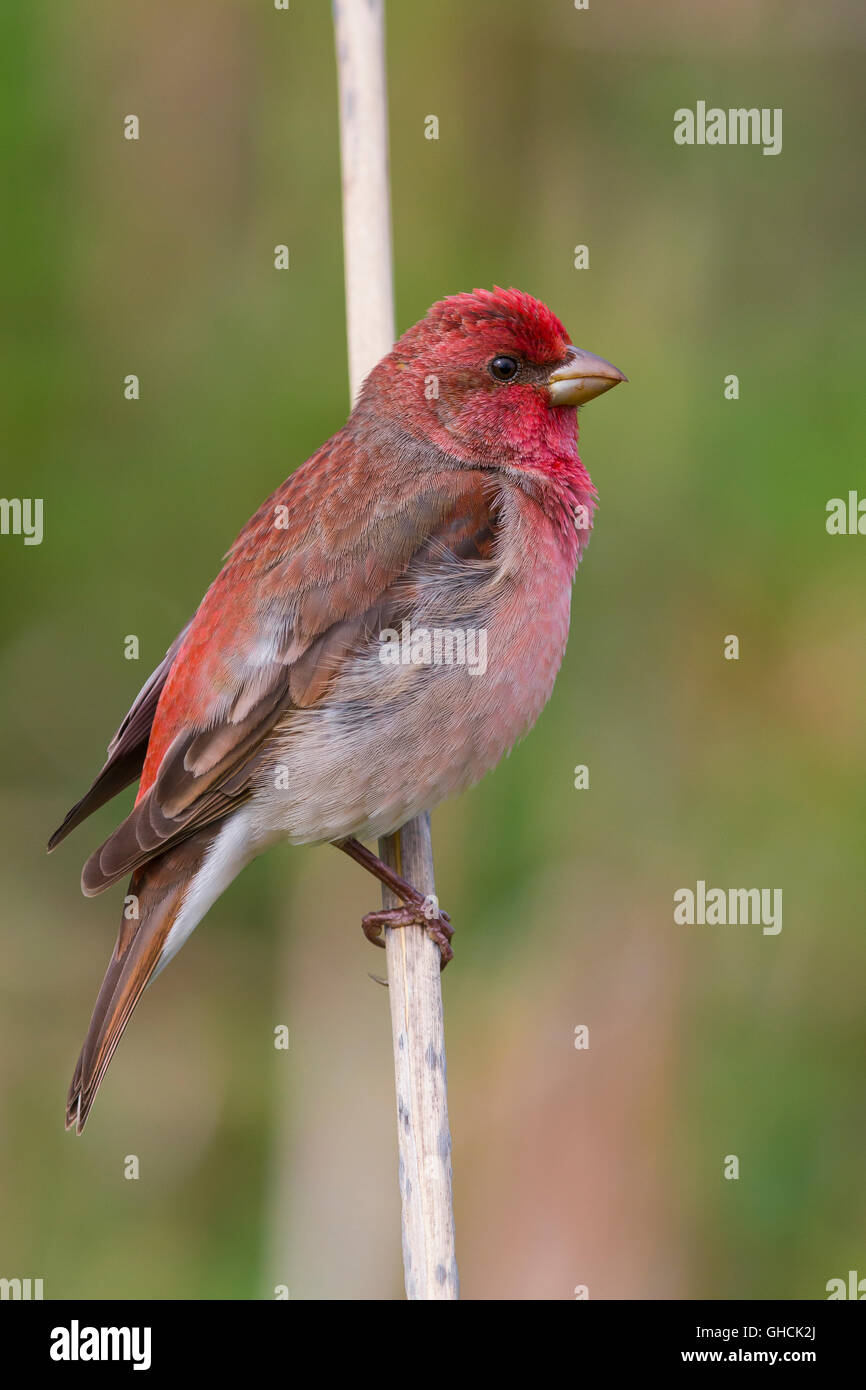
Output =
[{"x1": 489, "y1": 355, "x2": 519, "y2": 382}]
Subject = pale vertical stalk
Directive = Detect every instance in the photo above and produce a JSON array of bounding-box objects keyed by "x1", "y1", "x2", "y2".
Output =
[{"x1": 333, "y1": 0, "x2": 458, "y2": 1300}]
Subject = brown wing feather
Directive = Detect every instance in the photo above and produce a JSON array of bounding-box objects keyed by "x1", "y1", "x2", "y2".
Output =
[
  {"x1": 80, "y1": 663, "x2": 291, "y2": 895},
  {"x1": 47, "y1": 625, "x2": 190, "y2": 851},
  {"x1": 73, "y1": 462, "x2": 499, "y2": 896},
  {"x1": 79, "y1": 603, "x2": 393, "y2": 894}
]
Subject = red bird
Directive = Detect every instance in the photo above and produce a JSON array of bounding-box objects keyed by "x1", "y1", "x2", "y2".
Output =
[{"x1": 49, "y1": 287, "x2": 625, "y2": 1132}]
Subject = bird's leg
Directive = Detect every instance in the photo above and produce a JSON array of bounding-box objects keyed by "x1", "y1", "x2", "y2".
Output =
[{"x1": 334, "y1": 836, "x2": 454, "y2": 967}]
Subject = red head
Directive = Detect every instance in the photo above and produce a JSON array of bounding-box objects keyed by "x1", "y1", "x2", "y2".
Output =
[{"x1": 361, "y1": 286, "x2": 626, "y2": 478}]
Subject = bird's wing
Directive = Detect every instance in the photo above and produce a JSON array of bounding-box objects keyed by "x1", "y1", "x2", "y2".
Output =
[
  {"x1": 58, "y1": 436, "x2": 497, "y2": 895},
  {"x1": 47, "y1": 624, "x2": 191, "y2": 851}
]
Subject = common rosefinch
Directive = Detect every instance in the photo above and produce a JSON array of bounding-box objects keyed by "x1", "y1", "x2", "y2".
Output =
[{"x1": 49, "y1": 287, "x2": 625, "y2": 1131}]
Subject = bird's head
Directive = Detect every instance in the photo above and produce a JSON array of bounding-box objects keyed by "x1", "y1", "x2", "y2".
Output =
[{"x1": 362, "y1": 286, "x2": 626, "y2": 473}]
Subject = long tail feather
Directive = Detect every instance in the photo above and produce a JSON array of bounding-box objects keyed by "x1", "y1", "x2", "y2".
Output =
[{"x1": 66, "y1": 826, "x2": 227, "y2": 1133}]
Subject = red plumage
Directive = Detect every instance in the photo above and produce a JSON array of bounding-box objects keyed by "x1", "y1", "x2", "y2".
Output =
[{"x1": 50, "y1": 287, "x2": 625, "y2": 1131}]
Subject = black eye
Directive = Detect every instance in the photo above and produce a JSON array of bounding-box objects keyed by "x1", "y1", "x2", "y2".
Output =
[{"x1": 489, "y1": 355, "x2": 519, "y2": 382}]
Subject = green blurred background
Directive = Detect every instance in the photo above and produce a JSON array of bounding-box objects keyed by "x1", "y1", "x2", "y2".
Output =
[{"x1": 1, "y1": 0, "x2": 864, "y2": 1299}]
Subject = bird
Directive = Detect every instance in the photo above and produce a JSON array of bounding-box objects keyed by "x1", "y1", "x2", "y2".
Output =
[{"x1": 49, "y1": 286, "x2": 626, "y2": 1132}]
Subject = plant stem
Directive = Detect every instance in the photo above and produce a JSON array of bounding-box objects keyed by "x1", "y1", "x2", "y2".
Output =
[{"x1": 333, "y1": 0, "x2": 458, "y2": 1300}]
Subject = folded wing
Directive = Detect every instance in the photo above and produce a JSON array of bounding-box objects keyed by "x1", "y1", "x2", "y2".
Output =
[{"x1": 50, "y1": 430, "x2": 498, "y2": 894}]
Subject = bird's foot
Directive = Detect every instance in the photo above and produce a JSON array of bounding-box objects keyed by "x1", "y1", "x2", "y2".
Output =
[
  {"x1": 335, "y1": 835, "x2": 454, "y2": 969},
  {"x1": 361, "y1": 898, "x2": 454, "y2": 968}
]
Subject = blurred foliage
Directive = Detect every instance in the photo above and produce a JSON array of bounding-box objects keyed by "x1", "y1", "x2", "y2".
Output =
[{"x1": 0, "y1": 0, "x2": 864, "y2": 1299}]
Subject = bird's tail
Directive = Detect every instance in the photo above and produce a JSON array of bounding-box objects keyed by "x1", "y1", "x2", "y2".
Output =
[{"x1": 66, "y1": 825, "x2": 228, "y2": 1134}]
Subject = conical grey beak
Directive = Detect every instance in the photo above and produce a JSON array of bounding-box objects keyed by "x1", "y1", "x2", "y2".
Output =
[{"x1": 547, "y1": 347, "x2": 627, "y2": 406}]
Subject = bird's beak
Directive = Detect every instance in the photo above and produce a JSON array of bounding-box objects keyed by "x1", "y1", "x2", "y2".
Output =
[{"x1": 547, "y1": 347, "x2": 627, "y2": 407}]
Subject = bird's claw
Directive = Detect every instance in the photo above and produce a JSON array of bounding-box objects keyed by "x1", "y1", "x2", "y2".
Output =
[{"x1": 361, "y1": 900, "x2": 454, "y2": 969}]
